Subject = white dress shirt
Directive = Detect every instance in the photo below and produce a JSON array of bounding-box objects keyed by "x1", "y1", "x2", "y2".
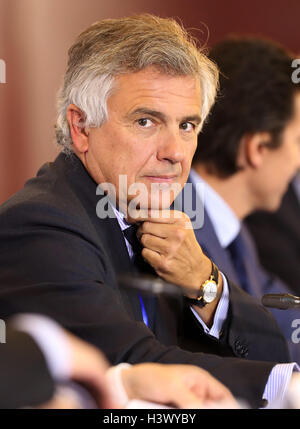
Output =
[{"x1": 189, "y1": 169, "x2": 241, "y2": 248}]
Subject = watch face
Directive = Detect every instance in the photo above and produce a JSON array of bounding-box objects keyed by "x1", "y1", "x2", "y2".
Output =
[{"x1": 203, "y1": 281, "x2": 217, "y2": 303}]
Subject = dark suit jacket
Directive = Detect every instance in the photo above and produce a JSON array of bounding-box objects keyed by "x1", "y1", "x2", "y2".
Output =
[
  {"x1": 185, "y1": 179, "x2": 300, "y2": 363},
  {"x1": 0, "y1": 328, "x2": 54, "y2": 408},
  {"x1": 246, "y1": 182, "x2": 300, "y2": 295},
  {"x1": 0, "y1": 153, "x2": 290, "y2": 407}
]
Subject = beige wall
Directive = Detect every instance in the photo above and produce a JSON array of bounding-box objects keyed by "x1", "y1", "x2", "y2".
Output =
[{"x1": 0, "y1": 0, "x2": 300, "y2": 203}]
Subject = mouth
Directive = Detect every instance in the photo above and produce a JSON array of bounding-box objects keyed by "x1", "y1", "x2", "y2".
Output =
[{"x1": 143, "y1": 175, "x2": 178, "y2": 184}]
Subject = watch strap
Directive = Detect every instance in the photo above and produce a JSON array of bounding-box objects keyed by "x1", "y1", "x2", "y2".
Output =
[{"x1": 185, "y1": 259, "x2": 219, "y2": 307}]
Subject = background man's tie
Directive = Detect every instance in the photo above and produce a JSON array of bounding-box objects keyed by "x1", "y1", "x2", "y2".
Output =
[{"x1": 226, "y1": 233, "x2": 251, "y2": 294}]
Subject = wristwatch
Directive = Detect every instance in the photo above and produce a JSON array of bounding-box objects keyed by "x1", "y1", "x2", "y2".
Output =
[{"x1": 185, "y1": 260, "x2": 219, "y2": 307}]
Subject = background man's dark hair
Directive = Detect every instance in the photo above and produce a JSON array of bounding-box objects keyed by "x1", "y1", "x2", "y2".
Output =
[{"x1": 193, "y1": 36, "x2": 300, "y2": 177}]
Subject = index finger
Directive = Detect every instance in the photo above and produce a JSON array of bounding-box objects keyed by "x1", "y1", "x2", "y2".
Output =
[{"x1": 127, "y1": 209, "x2": 188, "y2": 225}]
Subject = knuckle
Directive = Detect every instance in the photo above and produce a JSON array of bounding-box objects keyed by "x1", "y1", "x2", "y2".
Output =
[
  {"x1": 164, "y1": 243, "x2": 172, "y2": 255},
  {"x1": 182, "y1": 212, "x2": 190, "y2": 221},
  {"x1": 180, "y1": 214, "x2": 191, "y2": 228},
  {"x1": 174, "y1": 228, "x2": 185, "y2": 241},
  {"x1": 158, "y1": 256, "x2": 169, "y2": 273},
  {"x1": 141, "y1": 233, "x2": 149, "y2": 246},
  {"x1": 174, "y1": 210, "x2": 189, "y2": 222},
  {"x1": 141, "y1": 247, "x2": 149, "y2": 259}
]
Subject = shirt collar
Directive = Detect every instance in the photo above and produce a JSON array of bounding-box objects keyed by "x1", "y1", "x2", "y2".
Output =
[
  {"x1": 111, "y1": 205, "x2": 130, "y2": 232},
  {"x1": 190, "y1": 168, "x2": 240, "y2": 248},
  {"x1": 111, "y1": 205, "x2": 135, "y2": 258}
]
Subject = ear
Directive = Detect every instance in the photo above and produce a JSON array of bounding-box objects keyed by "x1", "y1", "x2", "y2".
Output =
[
  {"x1": 66, "y1": 104, "x2": 89, "y2": 153},
  {"x1": 237, "y1": 132, "x2": 272, "y2": 169}
]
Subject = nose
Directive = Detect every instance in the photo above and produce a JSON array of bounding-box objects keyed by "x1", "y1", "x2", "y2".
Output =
[{"x1": 157, "y1": 130, "x2": 185, "y2": 164}]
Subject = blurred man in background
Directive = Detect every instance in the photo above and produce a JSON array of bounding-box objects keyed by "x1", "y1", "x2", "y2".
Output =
[{"x1": 188, "y1": 37, "x2": 300, "y2": 362}]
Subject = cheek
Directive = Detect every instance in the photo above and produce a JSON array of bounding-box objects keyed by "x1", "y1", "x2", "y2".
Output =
[
  {"x1": 187, "y1": 139, "x2": 197, "y2": 161},
  {"x1": 281, "y1": 146, "x2": 299, "y2": 178},
  {"x1": 182, "y1": 145, "x2": 195, "y2": 172},
  {"x1": 134, "y1": 147, "x2": 160, "y2": 175},
  {"x1": 118, "y1": 132, "x2": 155, "y2": 170},
  {"x1": 119, "y1": 149, "x2": 153, "y2": 184}
]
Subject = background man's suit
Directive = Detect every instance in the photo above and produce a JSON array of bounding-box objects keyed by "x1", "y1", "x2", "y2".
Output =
[
  {"x1": 0, "y1": 153, "x2": 291, "y2": 407},
  {"x1": 0, "y1": 328, "x2": 54, "y2": 408},
  {"x1": 246, "y1": 181, "x2": 300, "y2": 295},
  {"x1": 182, "y1": 177, "x2": 300, "y2": 363}
]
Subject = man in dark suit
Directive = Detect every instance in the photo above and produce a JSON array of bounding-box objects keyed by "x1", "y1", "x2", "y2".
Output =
[
  {"x1": 0, "y1": 16, "x2": 296, "y2": 408},
  {"x1": 246, "y1": 175, "x2": 300, "y2": 295},
  {"x1": 189, "y1": 37, "x2": 300, "y2": 362}
]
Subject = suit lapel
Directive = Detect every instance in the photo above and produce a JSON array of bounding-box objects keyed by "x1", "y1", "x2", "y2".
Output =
[
  {"x1": 195, "y1": 210, "x2": 240, "y2": 285},
  {"x1": 96, "y1": 203, "x2": 160, "y2": 329},
  {"x1": 97, "y1": 213, "x2": 146, "y2": 323},
  {"x1": 180, "y1": 177, "x2": 240, "y2": 285},
  {"x1": 238, "y1": 224, "x2": 264, "y2": 297},
  {"x1": 59, "y1": 153, "x2": 144, "y2": 322}
]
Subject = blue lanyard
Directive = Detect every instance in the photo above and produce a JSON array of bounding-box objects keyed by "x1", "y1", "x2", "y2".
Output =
[{"x1": 138, "y1": 293, "x2": 149, "y2": 328}]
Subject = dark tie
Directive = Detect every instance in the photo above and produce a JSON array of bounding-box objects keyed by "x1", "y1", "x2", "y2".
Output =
[
  {"x1": 123, "y1": 224, "x2": 157, "y2": 275},
  {"x1": 123, "y1": 224, "x2": 142, "y2": 260},
  {"x1": 226, "y1": 233, "x2": 251, "y2": 294},
  {"x1": 123, "y1": 224, "x2": 156, "y2": 330}
]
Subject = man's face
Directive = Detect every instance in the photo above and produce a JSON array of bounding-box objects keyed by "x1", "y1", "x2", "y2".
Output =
[
  {"x1": 84, "y1": 67, "x2": 202, "y2": 213},
  {"x1": 254, "y1": 92, "x2": 300, "y2": 211}
]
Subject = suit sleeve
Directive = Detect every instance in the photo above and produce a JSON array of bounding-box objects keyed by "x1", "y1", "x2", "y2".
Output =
[
  {"x1": 242, "y1": 227, "x2": 300, "y2": 364},
  {"x1": 192, "y1": 231, "x2": 290, "y2": 364},
  {"x1": 0, "y1": 328, "x2": 54, "y2": 408}
]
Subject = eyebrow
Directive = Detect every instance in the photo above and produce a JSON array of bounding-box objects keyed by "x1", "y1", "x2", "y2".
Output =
[{"x1": 128, "y1": 108, "x2": 202, "y2": 125}]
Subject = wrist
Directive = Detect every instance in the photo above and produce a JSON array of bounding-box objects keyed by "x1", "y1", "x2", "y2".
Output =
[
  {"x1": 106, "y1": 363, "x2": 131, "y2": 407},
  {"x1": 186, "y1": 258, "x2": 221, "y2": 307},
  {"x1": 198, "y1": 255, "x2": 214, "y2": 288},
  {"x1": 188, "y1": 255, "x2": 214, "y2": 298}
]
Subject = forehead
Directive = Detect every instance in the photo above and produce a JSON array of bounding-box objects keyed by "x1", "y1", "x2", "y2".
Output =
[{"x1": 107, "y1": 67, "x2": 202, "y2": 117}]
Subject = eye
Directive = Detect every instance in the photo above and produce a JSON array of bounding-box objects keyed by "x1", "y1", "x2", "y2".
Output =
[
  {"x1": 180, "y1": 122, "x2": 195, "y2": 132},
  {"x1": 137, "y1": 118, "x2": 154, "y2": 128}
]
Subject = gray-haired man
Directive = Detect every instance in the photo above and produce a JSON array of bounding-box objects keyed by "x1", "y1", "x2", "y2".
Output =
[{"x1": 0, "y1": 15, "x2": 296, "y2": 408}]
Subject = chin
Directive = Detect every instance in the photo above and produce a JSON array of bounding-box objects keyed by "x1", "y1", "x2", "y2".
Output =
[
  {"x1": 125, "y1": 182, "x2": 183, "y2": 218},
  {"x1": 262, "y1": 196, "x2": 282, "y2": 213},
  {"x1": 150, "y1": 189, "x2": 181, "y2": 210}
]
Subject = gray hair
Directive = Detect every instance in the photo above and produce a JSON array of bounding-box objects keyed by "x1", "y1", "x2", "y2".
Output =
[{"x1": 55, "y1": 14, "x2": 219, "y2": 152}]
